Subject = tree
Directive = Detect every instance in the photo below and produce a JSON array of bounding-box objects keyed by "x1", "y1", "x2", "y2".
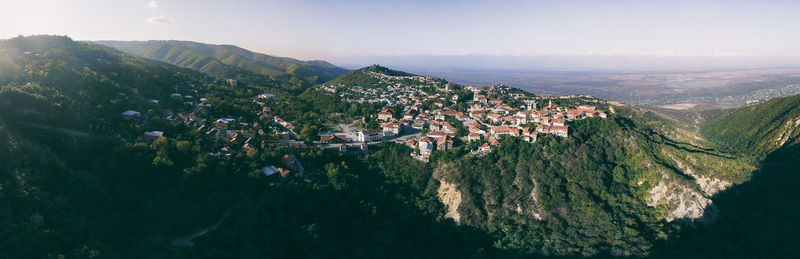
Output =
[{"x1": 300, "y1": 124, "x2": 319, "y2": 142}]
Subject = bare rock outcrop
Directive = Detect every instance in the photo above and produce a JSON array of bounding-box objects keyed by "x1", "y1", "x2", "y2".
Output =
[{"x1": 437, "y1": 180, "x2": 462, "y2": 223}]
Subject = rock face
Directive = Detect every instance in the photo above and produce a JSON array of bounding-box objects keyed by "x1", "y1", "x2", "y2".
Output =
[
  {"x1": 667, "y1": 153, "x2": 731, "y2": 197},
  {"x1": 437, "y1": 180, "x2": 462, "y2": 223},
  {"x1": 776, "y1": 116, "x2": 800, "y2": 147},
  {"x1": 647, "y1": 170, "x2": 712, "y2": 222},
  {"x1": 646, "y1": 145, "x2": 748, "y2": 222},
  {"x1": 529, "y1": 179, "x2": 544, "y2": 220}
]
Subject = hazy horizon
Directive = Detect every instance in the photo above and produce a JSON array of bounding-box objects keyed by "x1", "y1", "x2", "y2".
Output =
[{"x1": 3, "y1": 0, "x2": 800, "y2": 66}]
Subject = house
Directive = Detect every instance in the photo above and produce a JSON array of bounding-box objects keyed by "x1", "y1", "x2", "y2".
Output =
[
  {"x1": 468, "y1": 132, "x2": 482, "y2": 142},
  {"x1": 377, "y1": 109, "x2": 394, "y2": 121},
  {"x1": 357, "y1": 129, "x2": 383, "y2": 142},
  {"x1": 469, "y1": 110, "x2": 486, "y2": 119},
  {"x1": 261, "y1": 166, "x2": 280, "y2": 176},
  {"x1": 551, "y1": 118, "x2": 566, "y2": 127},
  {"x1": 478, "y1": 142, "x2": 491, "y2": 152},
  {"x1": 121, "y1": 110, "x2": 141, "y2": 119},
  {"x1": 550, "y1": 125, "x2": 569, "y2": 137},
  {"x1": 537, "y1": 117, "x2": 551, "y2": 125},
  {"x1": 143, "y1": 131, "x2": 163, "y2": 140},
  {"x1": 566, "y1": 109, "x2": 584, "y2": 120},
  {"x1": 405, "y1": 138, "x2": 416, "y2": 148},
  {"x1": 487, "y1": 113, "x2": 503, "y2": 123},
  {"x1": 522, "y1": 131, "x2": 539, "y2": 143},
  {"x1": 240, "y1": 130, "x2": 256, "y2": 138},
  {"x1": 320, "y1": 134, "x2": 347, "y2": 143},
  {"x1": 418, "y1": 136, "x2": 434, "y2": 154},
  {"x1": 514, "y1": 116, "x2": 527, "y2": 125},
  {"x1": 426, "y1": 131, "x2": 453, "y2": 141},
  {"x1": 412, "y1": 119, "x2": 427, "y2": 130},
  {"x1": 490, "y1": 126, "x2": 519, "y2": 137},
  {"x1": 432, "y1": 121, "x2": 456, "y2": 134},
  {"x1": 258, "y1": 93, "x2": 277, "y2": 100},
  {"x1": 436, "y1": 135, "x2": 454, "y2": 151},
  {"x1": 536, "y1": 125, "x2": 550, "y2": 133},
  {"x1": 382, "y1": 123, "x2": 402, "y2": 137}
]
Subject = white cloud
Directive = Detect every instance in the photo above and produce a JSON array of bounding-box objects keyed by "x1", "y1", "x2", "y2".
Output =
[
  {"x1": 146, "y1": 16, "x2": 173, "y2": 25},
  {"x1": 147, "y1": 1, "x2": 158, "y2": 9}
]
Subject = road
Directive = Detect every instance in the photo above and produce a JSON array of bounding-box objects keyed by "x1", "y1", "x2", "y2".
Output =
[
  {"x1": 319, "y1": 131, "x2": 421, "y2": 149},
  {"x1": 171, "y1": 208, "x2": 232, "y2": 249}
]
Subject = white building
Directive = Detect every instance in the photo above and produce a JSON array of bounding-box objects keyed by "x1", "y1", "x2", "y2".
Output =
[{"x1": 357, "y1": 129, "x2": 383, "y2": 142}]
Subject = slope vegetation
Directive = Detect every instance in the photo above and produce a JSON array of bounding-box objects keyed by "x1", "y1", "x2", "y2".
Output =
[
  {"x1": 431, "y1": 107, "x2": 754, "y2": 256},
  {"x1": 97, "y1": 40, "x2": 349, "y2": 87},
  {"x1": 702, "y1": 93, "x2": 800, "y2": 156}
]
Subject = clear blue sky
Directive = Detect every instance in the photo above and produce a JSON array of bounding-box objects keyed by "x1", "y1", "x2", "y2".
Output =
[{"x1": 2, "y1": 0, "x2": 800, "y2": 60}]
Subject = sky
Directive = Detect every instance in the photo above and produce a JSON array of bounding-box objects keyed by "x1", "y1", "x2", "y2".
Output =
[{"x1": 2, "y1": 0, "x2": 800, "y2": 62}]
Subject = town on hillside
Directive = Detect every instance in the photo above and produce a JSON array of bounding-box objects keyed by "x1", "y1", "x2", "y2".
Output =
[
  {"x1": 316, "y1": 70, "x2": 609, "y2": 162},
  {"x1": 118, "y1": 68, "x2": 611, "y2": 181}
]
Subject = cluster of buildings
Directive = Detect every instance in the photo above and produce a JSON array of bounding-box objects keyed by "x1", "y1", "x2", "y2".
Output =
[
  {"x1": 119, "y1": 68, "x2": 610, "y2": 170},
  {"x1": 319, "y1": 72, "x2": 454, "y2": 106},
  {"x1": 117, "y1": 75, "x2": 312, "y2": 159},
  {"x1": 321, "y1": 71, "x2": 609, "y2": 162},
  {"x1": 406, "y1": 87, "x2": 607, "y2": 162}
]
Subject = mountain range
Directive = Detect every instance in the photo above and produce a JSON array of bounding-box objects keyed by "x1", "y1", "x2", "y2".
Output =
[{"x1": 96, "y1": 40, "x2": 349, "y2": 88}]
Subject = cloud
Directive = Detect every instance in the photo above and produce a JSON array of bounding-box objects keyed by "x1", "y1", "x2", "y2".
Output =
[
  {"x1": 147, "y1": 1, "x2": 158, "y2": 8},
  {"x1": 146, "y1": 16, "x2": 173, "y2": 25}
]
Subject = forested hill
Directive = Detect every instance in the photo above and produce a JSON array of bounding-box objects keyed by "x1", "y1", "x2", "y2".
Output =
[
  {"x1": 429, "y1": 106, "x2": 756, "y2": 256},
  {"x1": 0, "y1": 35, "x2": 217, "y2": 130},
  {"x1": 324, "y1": 64, "x2": 433, "y2": 87},
  {"x1": 702, "y1": 93, "x2": 800, "y2": 156},
  {"x1": 96, "y1": 40, "x2": 349, "y2": 88}
]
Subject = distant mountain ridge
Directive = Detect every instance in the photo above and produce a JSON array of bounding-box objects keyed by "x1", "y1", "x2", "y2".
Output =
[{"x1": 96, "y1": 40, "x2": 349, "y2": 86}]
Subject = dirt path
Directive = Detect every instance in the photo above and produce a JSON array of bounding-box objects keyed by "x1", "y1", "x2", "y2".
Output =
[
  {"x1": 171, "y1": 208, "x2": 232, "y2": 249},
  {"x1": 31, "y1": 124, "x2": 91, "y2": 137}
]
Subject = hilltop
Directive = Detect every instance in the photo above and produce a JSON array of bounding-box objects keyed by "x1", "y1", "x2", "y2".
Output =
[
  {"x1": 96, "y1": 40, "x2": 349, "y2": 88},
  {"x1": 323, "y1": 64, "x2": 427, "y2": 88}
]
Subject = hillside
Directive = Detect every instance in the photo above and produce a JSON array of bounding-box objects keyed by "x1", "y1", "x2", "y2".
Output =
[
  {"x1": 1, "y1": 36, "x2": 796, "y2": 258},
  {"x1": 0, "y1": 36, "x2": 216, "y2": 130},
  {"x1": 702, "y1": 93, "x2": 800, "y2": 156},
  {"x1": 429, "y1": 107, "x2": 755, "y2": 256},
  {"x1": 0, "y1": 35, "x2": 492, "y2": 258},
  {"x1": 96, "y1": 40, "x2": 349, "y2": 87},
  {"x1": 324, "y1": 64, "x2": 429, "y2": 88},
  {"x1": 653, "y1": 93, "x2": 800, "y2": 258}
]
